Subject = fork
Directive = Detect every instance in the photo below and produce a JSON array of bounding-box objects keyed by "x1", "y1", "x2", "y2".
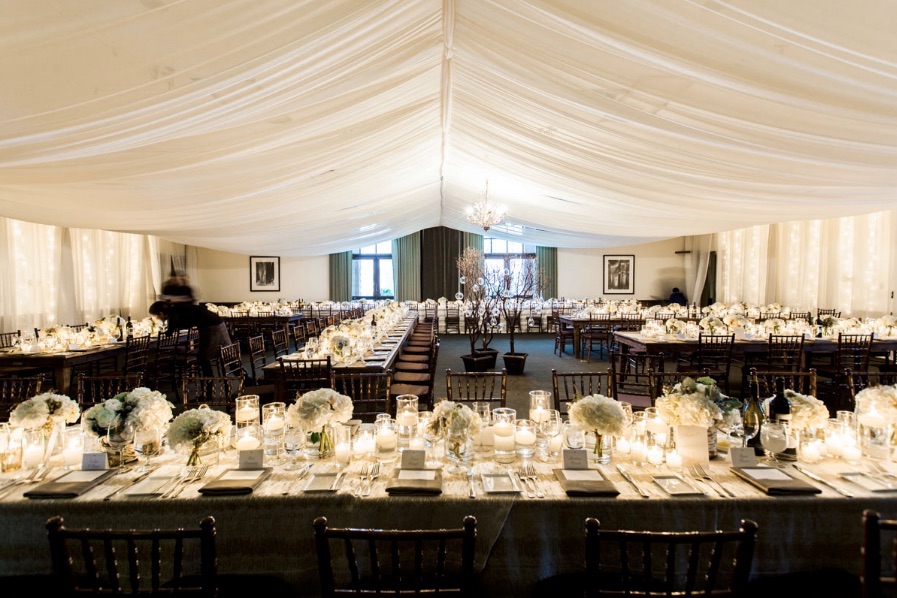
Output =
[
  {"x1": 363, "y1": 462, "x2": 380, "y2": 497},
  {"x1": 168, "y1": 465, "x2": 209, "y2": 499},
  {"x1": 354, "y1": 464, "x2": 369, "y2": 497},
  {"x1": 690, "y1": 464, "x2": 733, "y2": 497},
  {"x1": 524, "y1": 463, "x2": 544, "y2": 498}
]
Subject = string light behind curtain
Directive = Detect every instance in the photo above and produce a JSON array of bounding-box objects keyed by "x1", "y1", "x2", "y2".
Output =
[{"x1": 716, "y1": 210, "x2": 896, "y2": 317}]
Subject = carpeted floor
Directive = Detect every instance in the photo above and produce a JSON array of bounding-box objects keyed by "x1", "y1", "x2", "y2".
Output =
[{"x1": 431, "y1": 333, "x2": 611, "y2": 415}]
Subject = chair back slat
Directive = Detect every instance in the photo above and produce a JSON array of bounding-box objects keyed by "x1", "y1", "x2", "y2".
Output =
[
  {"x1": 445, "y1": 369, "x2": 507, "y2": 408},
  {"x1": 551, "y1": 370, "x2": 614, "y2": 416}
]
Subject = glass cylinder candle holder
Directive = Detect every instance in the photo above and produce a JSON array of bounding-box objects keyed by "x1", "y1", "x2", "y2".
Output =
[
  {"x1": 262, "y1": 402, "x2": 286, "y2": 459},
  {"x1": 333, "y1": 424, "x2": 352, "y2": 465},
  {"x1": 234, "y1": 423, "x2": 262, "y2": 451},
  {"x1": 375, "y1": 418, "x2": 398, "y2": 462},
  {"x1": 492, "y1": 408, "x2": 517, "y2": 463},
  {"x1": 353, "y1": 424, "x2": 376, "y2": 459},
  {"x1": 472, "y1": 402, "x2": 493, "y2": 456},
  {"x1": 0, "y1": 424, "x2": 23, "y2": 473},
  {"x1": 395, "y1": 394, "x2": 419, "y2": 446},
  {"x1": 856, "y1": 396, "x2": 891, "y2": 460},
  {"x1": 797, "y1": 427, "x2": 825, "y2": 464},
  {"x1": 644, "y1": 407, "x2": 669, "y2": 448},
  {"x1": 235, "y1": 395, "x2": 260, "y2": 427},
  {"x1": 515, "y1": 419, "x2": 537, "y2": 460},
  {"x1": 529, "y1": 390, "x2": 551, "y2": 423},
  {"x1": 62, "y1": 426, "x2": 84, "y2": 470},
  {"x1": 21, "y1": 428, "x2": 45, "y2": 469}
]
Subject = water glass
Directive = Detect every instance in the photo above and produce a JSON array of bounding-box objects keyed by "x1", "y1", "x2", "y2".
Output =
[
  {"x1": 133, "y1": 426, "x2": 161, "y2": 473},
  {"x1": 538, "y1": 409, "x2": 563, "y2": 462},
  {"x1": 282, "y1": 423, "x2": 304, "y2": 470}
]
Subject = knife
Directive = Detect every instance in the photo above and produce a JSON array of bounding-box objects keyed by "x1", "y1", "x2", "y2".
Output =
[
  {"x1": 793, "y1": 464, "x2": 854, "y2": 498},
  {"x1": 104, "y1": 465, "x2": 159, "y2": 501},
  {"x1": 507, "y1": 468, "x2": 522, "y2": 493},
  {"x1": 467, "y1": 469, "x2": 477, "y2": 499},
  {"x1": 616, "y1": 464, "x2": 650, "y2": 498},
  {"x1": 330, "y1": 470, "x2": 347, "y2": 491}
]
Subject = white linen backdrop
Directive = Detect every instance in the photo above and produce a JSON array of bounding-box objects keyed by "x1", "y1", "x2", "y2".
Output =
[
  {"x1": 0, "y1": 1, "x2": 895, "y2": 256},
  {"x1": 714, "y1": 209, "x2": 897, "y2": 316},
  {"x1": 2, "y1": 208, "x2": 896, "y2": 332}
]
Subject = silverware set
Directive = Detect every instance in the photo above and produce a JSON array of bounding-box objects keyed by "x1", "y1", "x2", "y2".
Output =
[
  {"x1": 0, "y1": 465, "x2": 52, "y2": 498},
  {"x1": 688, "y1": 464, "x2": 735, "y2": 497},
  {"x1": 160, "y1": 465, "x2": 209, "y2": 499},
  {"x1": 282, "y1": 464, "x2": 312, "y2": 495},
  {"x1": 518, "y1": 463, "x2": 544, "y2": 498}
]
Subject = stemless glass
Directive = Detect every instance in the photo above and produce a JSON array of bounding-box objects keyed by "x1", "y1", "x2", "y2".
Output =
[
  {"x1": 539, "y1": 409, "x2": 563, "y2": 462},
  {"x1": 106, "y1": 420, "x2": 136, "y2": 471},
  {"x1": 282, "y1": 423, "x2": 304, "y2": 470},
  {"x1": 134, "y1": 426, "x2": 162, "y2": 473}
]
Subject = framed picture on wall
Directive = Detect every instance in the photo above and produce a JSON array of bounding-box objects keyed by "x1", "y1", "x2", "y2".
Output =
[
  {"x1": 250, "y1": 256, "x2": 280, "y2": 292},
  {"x1": 603, "y1": 255, "x2": 634, "y2": 294}
]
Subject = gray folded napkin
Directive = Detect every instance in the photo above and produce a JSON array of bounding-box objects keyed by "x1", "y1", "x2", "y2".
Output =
[
  {"x1": 198, "y1": 468, "x2": 271, "y2": 496},
  {"x1": 731, "y1": 467, "x2": 821, "y2": 495},
  {"x1": 553, "y1": 469, "x2": 619, "y2": 497},
  {"x1": 385, "y1": 469, "x2": 442, "y2": 496},
  {"x1": 25, "y1": 470, "x2": 116, "y2": 499}
]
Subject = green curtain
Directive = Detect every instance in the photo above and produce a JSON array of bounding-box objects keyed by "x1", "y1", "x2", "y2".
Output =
[
  {"x1": 461, "y1": 232, "x2": 483, "y2": 254},
  {"x1": 421, "y1": 226, "x2": 464, "y2": 300},
  {"x1": 536, "y1": 246, "x2": 558, "y2": 299},
  {"x1": 392, "y1": 232, "x2": 421, "y2": 302},
  {"x1": 329, "y1": 251, "x2": 353, "y2": 302}
]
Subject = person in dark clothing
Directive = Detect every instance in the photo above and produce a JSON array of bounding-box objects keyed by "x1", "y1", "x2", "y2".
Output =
[
  {"x1": 149, "y1": 292, "x2": 232, "y2": 376},
  {"x1": 668, "y1": 287, "x2": 687, "y2": 306}
]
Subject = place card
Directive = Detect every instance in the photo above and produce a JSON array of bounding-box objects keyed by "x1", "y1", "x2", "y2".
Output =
[
  {"x1": 82, "y1": 452, "x2": 108, "y2": 471},
  {"x1": 730, "y1": 447, "x2": 758, "y2": 468},
  {"x1": 238, "y1": 448, "x2": 264, "y2": 469},
  {"x1": 563, "y1": 449, "x2": 589, "y2": 470},
  {"x1": 397, "y1": 469, "x2": 436, "y2": 481},
  {"x1": 400, "y1": 449, "x2": 426, "y2": 470}
]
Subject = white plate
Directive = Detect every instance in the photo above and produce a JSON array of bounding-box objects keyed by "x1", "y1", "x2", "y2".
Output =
[
  {"x1": 302, "y1": 473, "x2": 343, "y2": 492},
  {"x1": 652, "y1": 475, "x2": 704, "y2": 496},
  {"x1": 481, "y1": 473, "x2": 521, "y2": 494},
  {"x1": 125, "y1": 474, "x2": 178, "y2": 497},
  {"x1": 840, "y1": 471, "x2": 897, "y2": 492}
]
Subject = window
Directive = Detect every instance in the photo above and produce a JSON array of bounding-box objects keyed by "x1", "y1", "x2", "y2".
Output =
[
  {"x1": 352, "y1": 242, "x2": 394, "y2": 300},
  {"x1": 483, "y1": 237, "x2": 536, "y2": 296}
]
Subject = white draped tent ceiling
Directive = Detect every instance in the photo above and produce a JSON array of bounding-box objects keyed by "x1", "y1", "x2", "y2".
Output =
[{"x1": 1, "y1": 0, "x2": 895, "y2": 257}]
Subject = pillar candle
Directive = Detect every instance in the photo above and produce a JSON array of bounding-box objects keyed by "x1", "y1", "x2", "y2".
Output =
[
  {"x1": 335, "y1": 442, "x2": 351, "y2": 464},
  {"x1": 235, "y1": 435, "x2": 261, "y2": 451}
]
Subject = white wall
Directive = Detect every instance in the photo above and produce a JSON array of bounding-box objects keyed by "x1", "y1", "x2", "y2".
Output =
[
  {"x1": 557, "y1": 238, "x2": 688, "y2": 302},
  {"x1": 192, "y1": 248, "x2": 330, "y2": 303},
  {"x1": 191, "y1": 238, "x2": 688, "y2": 303}
]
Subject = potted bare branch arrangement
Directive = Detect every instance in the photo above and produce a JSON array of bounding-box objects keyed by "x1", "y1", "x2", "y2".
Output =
[
  {"x1": 500, "y1": 259, "x2": 549, "y2": 375},
  {"x1": 455, "y1": 247, "x2": 502, "y2": 371}
]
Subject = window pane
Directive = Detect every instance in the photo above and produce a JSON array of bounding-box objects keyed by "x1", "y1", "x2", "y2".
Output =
[
  {"x1": 376, "y1": 241, "x2": 392, "y2": 254},
  {"x1": 507, "y1": 241, "x2": 524, "y2": 254},
  {"x1": 357, "y1": 244, "x2": 377, "y2": 255},
  {"x1": 509, "y1": 258, "x2": 527, "y2": 295},
  {"x1": 379, "y1": 259, "x2": 394, "y2": 298},
  {"x1": 489, "y1": 239, "x2": 507, "y2": 254},
  {"x1": 353, "y1": 259, "x2": 374, "y2": 297}
]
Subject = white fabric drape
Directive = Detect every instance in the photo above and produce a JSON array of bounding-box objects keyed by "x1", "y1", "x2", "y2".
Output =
[
  {"x1": 0, "y1": 217, "x2": 158, "y2": 331},
  {"x1": 0, "y1": 1, "x2": 894, "y2": 256},
  {"x1": 716, "y1": 209, "x2": 896, "y2": 317}
]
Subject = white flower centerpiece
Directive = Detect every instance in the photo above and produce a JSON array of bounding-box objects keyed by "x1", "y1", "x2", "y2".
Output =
[
  {"x1": 761, "y1": 390, "x2": 829, "y2": 432},
  {"x1": 81, "y1": 387, "x2": 173, "y2": 465},
  {"x1": 426, "y1": 400, "x2": 482, "y2": 473},
  {"x1": 698, "y1": 316, "x2": 725, "y2": 335},
  {"x1": 167, "y1": 407, "x2": 232, "y2": 466},
  {"x1": 655, "y1": 377, "x2": 741, "y2": 458},
  {"x1": 665, "y1": 318, "x2": 686, "y2": 336},
  {"x1": 10, "y1": 392, "x2": 80, "y2": 435},
  {"x1": 286, "y1": 388, "x2": 354, "y2": 458},
  {"x1": 567, "y1": 394, "x2": 626, "y2": 463}
]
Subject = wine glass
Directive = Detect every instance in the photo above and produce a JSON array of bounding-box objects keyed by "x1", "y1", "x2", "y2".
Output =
[
  {"x1": 739, "y1": 408, "x2": 760, "y2": 449},
  {"x1": 106, "y1": 420, "x2": 136, "y2": 471},
  {"x1": 540, "y1": 409, "x2": 563, "y2": 461},
  {"x1": 759, "y1": 422, "x2": 788, "y2": 466},
  {"x1": 283, "y1": 423, "x2": 304, "y2": 470},
  {"x1": 134, "y1": 426, "x2": 162, "y2": 473}
]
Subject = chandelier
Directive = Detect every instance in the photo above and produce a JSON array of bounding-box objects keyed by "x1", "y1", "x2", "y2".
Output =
[{"x1": 465, "y1": 180, "x2": 507, "y2": 231}]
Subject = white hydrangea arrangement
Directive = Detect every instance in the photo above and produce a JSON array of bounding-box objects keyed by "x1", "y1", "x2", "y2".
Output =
[
  {"x1": 9, "y1": 392, "x2": 80, "y2": 433},
  {"x1": 287, "y1": 388, "x2": 354, "y2": 454},
  {"x1": 82, "y1": 387, "x2": 173, "y2": 437},
  {"x1": 426, "y1": 400, "x2": 483, "y2": 460},
  {"x1": 770, "y1": 390, "x2": 830, "y2": 431},
  {"x1": 167, "y1": 407, "x2": 232, "y2": 466},
  {"x1": 655, "y1": 377, "x2": 740, "y2": 427},
  {"x1": 568, "y1": 394, "x2": 626, "y2": 438}
]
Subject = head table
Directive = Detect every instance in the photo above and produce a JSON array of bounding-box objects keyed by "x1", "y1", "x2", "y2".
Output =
[{"x1": 0, "y1": 435, "x2": 891, "y2": 594}]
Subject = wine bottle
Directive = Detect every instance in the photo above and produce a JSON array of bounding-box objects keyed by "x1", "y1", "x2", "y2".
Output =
[
  {"x1": 743, "y1": 379, "x2": 765, "y2": 456},
  {"x1": 125, "y1": 315, "x2": 134, "y2": 339},
  {"x1": 768, "y1": 376, "x2": 797, "y2": 460}
]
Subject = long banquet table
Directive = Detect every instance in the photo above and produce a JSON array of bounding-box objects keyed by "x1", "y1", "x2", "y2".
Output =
[
  {"x1": 0, "y1": 439, "x2": 892, "y2": 594},
  {"x1": 0, "y1": 342, "x2": 127, "y2": 395}
]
